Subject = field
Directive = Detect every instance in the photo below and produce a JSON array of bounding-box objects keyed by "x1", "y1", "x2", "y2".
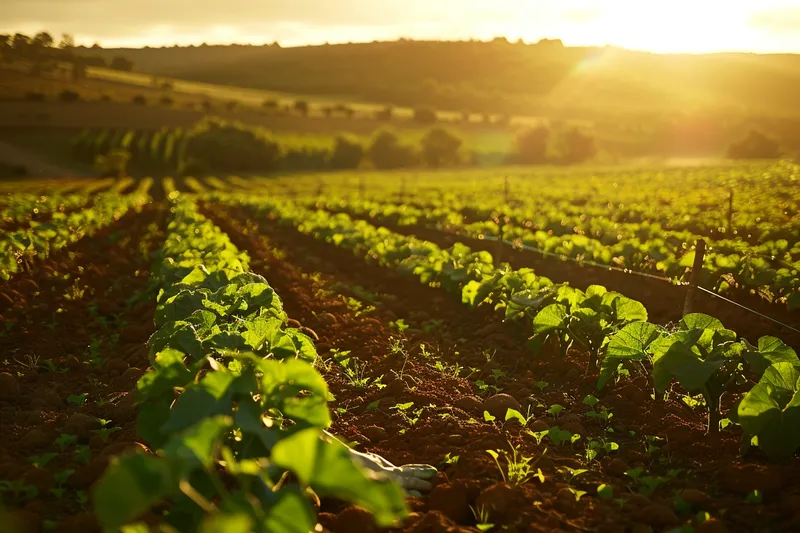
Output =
[{"x1": 1, "y1": 162, "x2": 799, "y2": 533}]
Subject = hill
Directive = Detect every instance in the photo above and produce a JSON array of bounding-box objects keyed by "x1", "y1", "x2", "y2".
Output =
[{"x1": 80, "y1": 39, "x2": 800, "y2": 119}]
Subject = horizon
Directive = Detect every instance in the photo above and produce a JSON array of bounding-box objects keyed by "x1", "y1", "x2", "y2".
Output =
[{"x1": 2, "y1": 0, "x2": 800, "y2": 55}]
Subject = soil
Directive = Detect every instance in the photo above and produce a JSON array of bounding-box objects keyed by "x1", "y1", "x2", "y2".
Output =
[
  {"x1": 203, "y1": 203, "x2": 800, "y2": 533},
  {"x1": 1, "y1": 194, "x2": 798, "y2": 533}
]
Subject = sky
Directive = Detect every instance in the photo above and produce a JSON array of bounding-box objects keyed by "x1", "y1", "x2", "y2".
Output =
[{"x1": 1, "y1": 0, "x2": 800, "y2": 54}]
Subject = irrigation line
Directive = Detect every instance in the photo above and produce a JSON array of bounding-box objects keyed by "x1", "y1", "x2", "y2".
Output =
[
  {"x1": 696, "y1": 287, "x2": 800, "y2": 335},
  {"x1": 481, "y1": 234, "x2": 690, "y2": 285}
]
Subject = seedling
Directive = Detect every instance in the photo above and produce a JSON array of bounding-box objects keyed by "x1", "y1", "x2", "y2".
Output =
[
  {"x1": 67, "y1": 393, "x2": 89, "y2": 407},
  {"x1": 75, "y1": 445, "x2": 92, "y2": 465},
  {"x1": 54, "y1": 433, "x2": 78, "y2": 451},
  {"x1": 533, "y1": 380, "x2": 549, "y2": 391},
  {"x1": 13, "y1": 354, "x2": 40, "y2": 371},
  {"x1": 50, "y1": 469, "x2": 75, "y2": 499},
  {"x1": 470, "y1": 506, "x2": 495, "y2": 532},
  {"x1": 0, "y1": 479, "x2": 38, "y2": 501},
  {"x1": 597, "y1": 484, "x2": 614, "y2": 499},
  {"x1": 558, "y1": 466, "x2": 589, "y2": 486},
  {"x1": 39, "y1": 359, "x2": 67, "y2": 373},
  {"x1": 625, "y1": 467, "x2": 670, "y2": 496},
  {"x1": 391, "y1": 402, "x2": 423, "y2": 431},
  {"x1": 745, "y1": 490, "x2": 763, "y2": 505},
  {"x1": 29, "y1": 453, "x2": 59, "y2": 468},
  {"x1": 585, "y1": 439, "x2": 619, "y2": 462},
  {"x1": 440, "y1": 452, "x2": 460, "y2": 466},
  {"x1": 486, "y1": 443, "x2": 546, "y2": 486},
  {"x1": 93, "y1": 419, "x2": 121, "y2": 442},
  {"x1": 568, "y1": 488, "x2": 588, "y2": 502},
  {"x1": 390, "y1": 319, "x2": 409, "y2": 333},
  {"x1": 546, "y1": 404, "x2": 564, "y2": 417}
]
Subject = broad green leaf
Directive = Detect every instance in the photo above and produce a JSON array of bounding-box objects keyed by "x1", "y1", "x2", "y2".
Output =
[
  {"x1": 156, "y1": 291, "x2": 206, "y2": 328},
  {"x1": 163, "y1": 416, "x2": 232, "y2": 476},
  {"x1": 161, "y1": 371, "x2": 235, "y2": 433},
  {"x1": 137, "y1": 349, "x2": 193, "y2": 401},
  {"x1": 93, "y1": 453, "x2": 176, "y2": 529},
  {"x1": 679, "y1": 314, "x2": 724, "y2": 332},
  {"x1": 260, "y1": 359, "x2": 331, "y2": 428},
  {"x1": 271, "y1": 428, "x2": 407, "y2": 527},
  {"x1": 148, "y1": 321, "x2": 203, "y2": 362},
  {"x1": 744, "y1": 337, "x2": 799, "y2": 376},
  {"x1": 613, "y1": 296, "x2": 648, "y2": 323},
  {"x1": 263, "y1": 488, "x2": 317, "y2": 533},
  {"x1": 652, "y1": 342, "x2": 725, "y2": 393},
  {"x1": 505, "y1": 408, "x2": 527, "y2": 425},
  {"x1": 199, "y1": 514, "x2": 252, "y2": 533},
  {"x1": 605, "y1": 322, "x2": 661, "y2": 359},
  {"x1": 533, "y1": 304, "x2": 567, "y2": 335},
  {"x1": 737, "y1": 363, "x2": 800, "y2": 458}
]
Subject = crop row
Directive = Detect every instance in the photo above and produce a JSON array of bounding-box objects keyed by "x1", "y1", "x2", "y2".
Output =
[
  {"x1": 0, "y1": 179, "x2": 117, "y2": 227},
  {"x1": 0, "y1": 179, "x2": 151, "y2": 280},
  {"x1": 92, "y1": 197, "x2": 408, "y2": 531},
  {"x1": 221, "y1": 194, "x2": 800, "y2": 457},
  {"x1": 309, "y1": 197, "x2": 800, "y2": 309}
]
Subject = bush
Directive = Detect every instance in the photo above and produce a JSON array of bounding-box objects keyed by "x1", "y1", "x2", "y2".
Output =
[
  {"x1": 413, "y1": 107, "x2": 438, "y2": 124},
  {"x1": 559, "y1": 128, "x2": 596, "y2": 164},
  {"x1": 421, "y1": 127, "x2": 462, "y2": 167},
  {"x1": 294, "y1": 100, "x2": 309, "y2": 116},
  {"x1": 375, "y1": 106, "x2": 393, "y2": 121},
  {"x1": 515, "y1": 126, "x2": 550, "y2": 164},
  {"x1": 132, "y1": 95, "x2": 147, "y2": 105},
  {"x1": 94, "y1": 149, "x2": 130, "y2": 178},
  {"x1": 321, "y1": 106, "x2": 333, "y2": 118},
  {"x1": 24, "y1": 91, "x2": 46, "y2": 102},
  {"x1": 226, "y1": 100, "x2": 238, "y2": 111},
  {"x1": 262, "y1": 99, "x2": 279, "y2": 110},
  {"x1": 367, "y1": 130, "x2": 416, "y2": 170},
  {"x1": 328, "y1": 135, "x2": 364, "y2": 169},
  {"x1": 58, "y1": 89, "x2": 81, "y2": 103},
  {"x1": 181, "y1": 119, "x2": 282, "y2": 174},
  {"x1": 727, "y1": 130, "x2": 782, "y2": 159},
  {"x1": 159, "y1": 96, "x2": 174, "y2": 106},
  {"x1": 99, "y1": 94, "x2": 112, "y2": 102},
  {"x1": 200, "y1": 100, "x2": 213, "y2": 112}
]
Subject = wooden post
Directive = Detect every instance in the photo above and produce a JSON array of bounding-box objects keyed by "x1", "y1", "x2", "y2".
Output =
[
  {"x1": 683, "y1": 239, "x2": 707, "y2": 317},
  {"x1": 503, "y1": 176, "x2": 510, "y2": 205},
  {"x1": 496, "y1": 215, "x2": 506, "y2": 263},
  {"x1": 727, "y1": 188, "x2": 734, "y2": 234}
]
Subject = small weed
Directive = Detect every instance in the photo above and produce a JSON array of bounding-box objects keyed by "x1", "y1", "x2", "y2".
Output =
[
  {"x1": 67, "y1": 393, "x2": 89, "y2": 407},
  {"x1": 486, "y1": 442, "x2": 546, "y2": 486}
]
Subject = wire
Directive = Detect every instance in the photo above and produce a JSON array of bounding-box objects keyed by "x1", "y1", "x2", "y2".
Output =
[{"x1": 696, "y1": 287, "x2": 800, "y2": 335}]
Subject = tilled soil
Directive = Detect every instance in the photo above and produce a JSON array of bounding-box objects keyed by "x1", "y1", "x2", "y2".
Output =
[
  {"x1": 0, "y1": 202, "x2": 166, "y2": 533},
  {"x1": 208, "y1": 204, "x2": 800, "y2": 533},
  {"x1": 1, "y1": 197, "x2": 798, "y2": 533}
]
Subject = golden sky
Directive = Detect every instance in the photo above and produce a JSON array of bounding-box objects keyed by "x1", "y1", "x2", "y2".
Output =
[{"x1": 2, "y1": 0, "x2": 799, "y2": 53}]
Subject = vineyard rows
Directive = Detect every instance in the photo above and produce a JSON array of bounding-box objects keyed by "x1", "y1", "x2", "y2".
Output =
[{"x1": 1, "y1": 165, "x2": 799, "y2": 532}]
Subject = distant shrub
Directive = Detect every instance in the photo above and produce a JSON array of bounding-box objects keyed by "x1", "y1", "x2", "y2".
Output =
[
  {"x1": 294, "y1": 100, "x2": 309, "y2": 116},
  {"x1": 58, "y1": 89, "x2": 81, "y2": 103},
  {"x1": 493, "y1": 114, "x2": 510, "y2": 126},
  {"x1": 132, "y1": 95, "x2": 147, "y2": 105},
  {"x1": 201, "y1": 100, "x2": 213, "y2": 112},
  {"x1": 159, "y1": 96, "x2": 174, "y2": 106},
  {"x1": 413, "y1": 107, "x2": 438, "y2": 124},
  {"x1": 110, "y1": 56, "x2": 134, "y2": 72},
  {"x1": 24, "y1": 91, "x2": 46, "y2": 102},
  {"x1": 421, "y1": 127, "x2": 462, "y2": 167},
  {"x1": 94, "y1": 149, "x2": 130, "y2": 178},
  {"x1": 515, "y1": 126, "x2": 550, "y2": 164},
  {"x1": 461, "y1": 111, "x2": 471, "y2": 123},
  {"x1": 99, "y1": 94, "x2": 112, "y2": 102},
  {"x1": 375, "y1": 106, "x2": 393, "y2": 121},
  {"x1": 226, "y1": 100, "x2": 238, "y2": 111},
  {"x1": 367, "y1": 130, "x2": 417, "y2": 170},
  {"x1": 333, "y1": 104, "x2": 355, "y2": 118},
  {"x1": 262, "y1": 99, "x2": 279, "y2": 110},
  {"x1": 321, "y1": 106, "x2": 333, "y2": 118},
  {"x1": 181, "y1": 119, "x2": 282, "y2": 174},
  {"x1": 727, "y1": 130, "x2": 782, "y2": 159},
  {"x1": 328, "y1": 135, "x2": 364, "y2": 169},
  {"x1": 558, "y1": 128, "x2": 596, "y2": 164}
]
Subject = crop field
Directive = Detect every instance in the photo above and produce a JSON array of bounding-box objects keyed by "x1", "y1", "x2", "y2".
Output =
[{"x1": 1, "y1": 162, "x2": 800, "y2": 533}]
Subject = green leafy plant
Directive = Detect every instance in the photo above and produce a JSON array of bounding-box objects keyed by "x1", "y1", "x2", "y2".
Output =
[
  {"x1": 486, "y1": 443, "x2": 545, "y2": 486},
  {"x1": 68, "y1": 393, "x2": 89, "y2": 407}
]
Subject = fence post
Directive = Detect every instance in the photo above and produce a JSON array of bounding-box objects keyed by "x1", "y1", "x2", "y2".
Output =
[
  {"x1": 495, "y1": 215, "x2": 506, "y2": 263},
  {"x1": 683, "y1": 239, "x2": 707, "y2": 317},
  {"x1": 727, "y1": 188, "x2": 734, "y2": 234}
]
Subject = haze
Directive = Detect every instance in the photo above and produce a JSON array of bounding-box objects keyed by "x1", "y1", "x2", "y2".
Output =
[{"x1": 1, "y1": 0, "x2": 800, "y2": 53}]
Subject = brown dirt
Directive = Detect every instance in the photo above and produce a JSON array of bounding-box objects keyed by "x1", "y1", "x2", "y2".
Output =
[
  {"x1": 207, "y1": 203, "x2": 800, "y2": 533},
  {"x1": 0, "y1": 202, "x2": 166, "y2": 532}
]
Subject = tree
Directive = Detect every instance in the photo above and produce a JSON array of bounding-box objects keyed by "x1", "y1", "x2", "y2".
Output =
[
  {"x1": 413, "y1": 107, "x2": 438, "y2": 125},
  {"x1": 59, "y1": 34, "x2": 75, "y2": 50},
  {"x1": 328, "y1": 135, "x2": 364, "y2": 169},
  {"x1": 294, "y1": 100, "x2": 309, "y2": 116},
  {"x1": 515, "y1": 126, "x2": 550, "y2": 164},
  {"x1": 367, "y1": 130, "x2": 417, "y2": 170},
  {"x1": 110, "y1": 56, "x2": 134, "y2": 71},
  {"x1": 559, "y1": 128, "x2": 597, "y2": 163},
  {"x1": 32, "y1": 32, "x2": 54, "y2": 49},
  {"x1": 421, "y1": 127, "x2": 462, "y2": 167},
  {"x1": 12, "y1": 33, "x2": 30, "y2": 52},
  {"x1": 727, "y1": 130, "x2": 782, "y2": 159}
]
